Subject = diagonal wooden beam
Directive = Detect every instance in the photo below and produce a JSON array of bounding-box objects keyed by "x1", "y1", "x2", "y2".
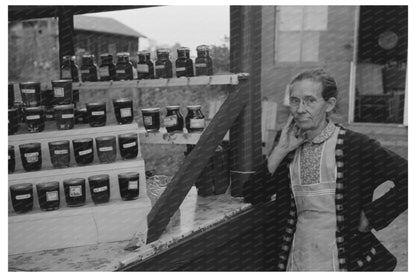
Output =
[{"x1": 146, "y1": 81, "x2": 249, "y2": 243}]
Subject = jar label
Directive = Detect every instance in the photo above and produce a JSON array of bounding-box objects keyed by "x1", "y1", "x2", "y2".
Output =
[
  {"x1": 144, "y1": 116, "x2": 152, "y2": 126},
  {"x1": 99, "y1": 146, "x2": 113, "y2": 152},
  {"x1": 176, "y1": 67, "x2": 186, "y2": 72},
  {"x1": 26, "y1": 115, "x2": 40, "y2": 120},
  {"x1": 99, "y1": 66, "x2": 110, "y2": 77},
  {"x1": 21, "y1": 89, "x2": 36, "y2": 94},
  {"x1": 123, "y1": 141, "x2": 136, "y2": 149},
  {"x1": 69, "y1": 186, "x2": 82, "y2": 197},
  {"x1": 46, "y1": 191, "x2": 59, "y2": 202},
  {"x1": 195, "y1": 63, "x2": 207, "y2": 68},
  {"x1": 62, "y1": 114, "x2": 74, "y2": 119},
  {"x1": 16, "y1": 194, "x2": 31, "y2": 200},
  {"x1": 54, "y1": 87, "x2": 65, "y2": 97},
  {"x1": 128, "y1": 180, "x2": 138, "y2": 190},
  {"x1": 190, "y1": 118, "x2": 205, "y2": 129},
  {"x1": 155, "y1": 65, "x2": 165, "y2": 69},
  {"x1": 81, "y1": 69, "x2": 90, "y2": 74},
  {"x1": 93, "y1": 186, "x2": 108, "y2": 193},
  {"x1": 164, "y1": 115, "x2": 178, "y2": 127},
  {"x1": 46, "y1": 114, "x2": 53, "y2": 119},
  {"x1": 116, "y1": 69, "x2": 126, "y2": 74},
  {"x1": 62, "y1": 69, "x2": 71, "y2": 79},
  {"x1": 120, "y1": 108, "x2": 132, "y2": 118},
  {"x1": 25, "y1": 152, "x2": 39, "y2": 163},
  {"x1": 54, "y1": 149, "x2": 68, "y2": 155},
  {"x1": 137, "y1": 64, "x2": 149, "y2": 73},
  {"x1": 91, "y1": 111, "x2": 105, "y2": 116},
  {"x1": 79, "y1": 148, "x2": 92, "y2": 156}
]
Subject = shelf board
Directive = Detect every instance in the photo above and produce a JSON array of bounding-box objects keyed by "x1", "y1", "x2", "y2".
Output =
[{"x1": 138, "y1": 128, "x2": 201, "y2": 145}]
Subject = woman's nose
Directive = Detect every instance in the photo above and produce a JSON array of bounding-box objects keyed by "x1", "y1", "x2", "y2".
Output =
[{"x1": 296, "y1": 101, "x2": 307, "y2": 113}]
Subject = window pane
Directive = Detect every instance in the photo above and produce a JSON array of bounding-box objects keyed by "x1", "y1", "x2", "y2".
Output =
[
  {"x1": 279, "y1": 6, "x2": 303, "y2": 31},
  {"x1": 301, "y1": 31, "x2": 319, "y2": 61},
  {"x1": 304, "y1": 6, "x2": 328, "y2": 30},
  {"x1": 277, "y1": 32, "x2": 301, "y2": 62}
]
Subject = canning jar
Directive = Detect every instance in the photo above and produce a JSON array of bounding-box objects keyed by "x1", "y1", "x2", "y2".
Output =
[
  {"x1": 88, "y1": 174, "x2": 110, "y2": 204},
  {"x1": 75, "y1": 107, "x2": 88, "y2": 124},
  {"x1": 86, "y1": 102, "x2": 106, "y2": 127},
  {"x1": 9, "y1": 83, "x2": 14, "y2": 109},
  {"x1": 19, "y1": 82, "x2": 41, "y2": 107},
  {"x1": 113, "y1": 98, "x2": 133, "y2": 124},
  {"x1": 164, "y1": 105, "x2": 184, "y2": 133},
  {"x1": 141, "y1": 108, "x2": 160, "y2": 132},
  {"x1": 195, "y1": 45, "x2": 213, "y2": 76},
  {"x1": 54, "y1": 104, "x2": 74, "y2": 130},
  {"x1": 186, "y1": 105, "x2": 205, "y2": 133},
  {"x1": 72, "y1": 138, "x2": 94, "y2": 165},
  {"x1": 36, "y1": 182, "x2": 60, "y2": 211},
  {"x1": 99, "y1": 53, "x2": 116, "y2": 81},
  {"x1": 19, "y1": 142, "x2": 42, "y2": 171},
  {"x1": 8, "y1": 108, "x2": 19, "y2": 135},
  {"x1": 118, "y1": 172, "x2": 140, "y2": 200},
  {"x1": 115, "y1": 52, "x2": 134, "y2": 81},
  {"x1": 24, "y1": 106, "x2": 45, "y2": 133},
  {"x1": 48, "y1": 140, "x2": 70, "y2": 168},
  {"x1": 118, "y1": 133, "x2": 138, "y2": 160},
  {"x1": 10, "y1": 183, "x2": 33, "y2": 213},
  {"x1": 155, "y1": 49, "x2": 173, "y2": 79},
  {"x1": 8, "y1": 145, "x2": 15, "y2": 173},
  {"x1": 95, "y1": 136, "x2": 116, "y2": 163},
  {"x1": 137, "y1": 50, "x2": 154, "y2": 79},
  {"x1": 80, "y1": 54, "x2": 98, "y2": 82},
  {"x1": 176, "y1": 47, "x2": 194, "y2": 77},
  {"x1": 63, "y1": 178, "x2": 86, "y2": 207},
  {"x1": 61, "y1": 55, "x2": 79, "y2": 82},
  {"x1": 51, "y1": 80, "x2": 73, "y2": 105}
]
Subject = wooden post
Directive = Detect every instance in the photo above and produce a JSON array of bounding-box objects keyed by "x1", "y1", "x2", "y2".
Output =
[
  {"x1": 58, "y1": 8, "x2": 75, "y2": 66},
  {"x1": 229, "y1": 6, "x2": 263, "y2": 197}
]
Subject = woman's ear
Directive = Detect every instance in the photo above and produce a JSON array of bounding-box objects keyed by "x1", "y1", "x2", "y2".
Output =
[{"x1": 325, "y1": 97, "x2": 337, "y2": 113}]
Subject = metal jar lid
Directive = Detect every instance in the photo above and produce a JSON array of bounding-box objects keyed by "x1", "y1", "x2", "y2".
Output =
[
  {"x1": 118, "y1": 172, "x2": 140, "y2": 180},
  {"x1": 72, "y1": 137, "x2": 93, "y2": 144},
  {"x1": 88, "y1": 174, "x2": 109, "y2": 182},
  {"x1": 63, "y1": 178, "x2": 85, "y2": 185},
  {"x1": 186, "y1": 105, "x2": 202, "y2": 110},
  {"x1": 10, "y1": 183, "x2": 33, "y2": 191},
  {"x1": 95, "y1": 136, "x2": 116, "y2": 142},
  {"x1": 118, "y1": 132, "x2": 138, "y2": 139},
  {"x1": 24, "y1": 106, "x2": 44, "y2": 112},
  {"x1": 141, "y1": 107, "x2": 160, "y2": 113},
  {"x1": 87, "y1": 102, "x2": 106, "y2": 108},
  {"x1": 19, "y1": 142, "x2": 41, "y2": 149},
  {"x1": 113, "y1": 98, "x2": 132, "y2": 103},
  {"x1": 166, "y1": 105, "x2": 180, "y2": 110},
  {"x1": 54, "y1": 104, "x2": 74, "y2": 110},
  {"x1": 49, "y1": 140, "x2": 70, "y2": 147},
  {"x1": 36, "y1": 181, "x2": 59, "y2": 190}
]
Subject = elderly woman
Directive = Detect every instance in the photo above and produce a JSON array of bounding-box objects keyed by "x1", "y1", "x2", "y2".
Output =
[{"x1": 243, "y1": 68, "x2": 407, "y2": 271}]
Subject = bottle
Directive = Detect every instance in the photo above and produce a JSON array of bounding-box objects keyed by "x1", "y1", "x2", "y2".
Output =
[
  {"x1": 175, "y1": 47, "x2": 194, "y2": 77},
  {"x1": 137, "y1": 50, "x2": 154, "y2": 79},
  {"x1": 115, "y1": 52, "x2": 134, "y2": 81},
  {"x1": 60, "y1": 55, "x2": 79, "y2": 82},
  {"x1": 80, "y1": 54, "x2": 98, "y2": 82},
  {"x1": 195, "y1": 45, "x2": 213, "y2": 76},
  {"x1": 155, "y1": 49, "x2": 173, "y2": 79},
  {"x1": 185, "y1": 105, "x2": 205, "y2": 133},
  {"x1": 99, "y1": 53, "x2": 116, "y2": 81},
  {"x1": 164, "y1": 105, "x2": 184, "y2": 133}
]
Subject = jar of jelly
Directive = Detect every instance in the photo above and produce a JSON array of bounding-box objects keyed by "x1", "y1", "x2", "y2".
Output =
[
  {"x1": 137, "y1": 50, "x2": 154, "y2": 79},
  {"x1": 176, "y1": 47, "x2": 194, "y2": 77},
  {"x1": 36, "y1": 182, "x2": 60, "y2": 211},
  {"x1": 195, "y1": 45, "x2": 213, "y2": 76},
  {"x1": 155, "y1": 49, "x2": 173, "y2": 79},
  {"x1": 24, "y1": 106, "x2": 45, "y2": 133},
  {"x1": 95, "y1": 136, "x2": 116, "y2": 163},
  {"x1": 118, "y1": 133, "x2": 138, "y2": 160},
  {"x1": 10, "y1": 183, "x2": 33, "y2": 213},
  {"x1": 113, "y1": 98, "x2": 133, "y2": 124},
  {"x1": 51, "y1": 80, "x2": 73, "y2": 105},
  {"x1": 8, "y1": 108, "x2": 19, "y2": 135},
  {"x1": 80, "y1": 54, "x2": 98, "y2": 82},
  {"x1": 186, "y1": 105, "x2": 205, "y2": 133},
  {"x1": 19, "y1": 82, "x2": 41, "y2": 107},
  {"x1": 118, "y1": 172, "x2": 140, "y2": 200},
  {"x1": 141, "y1": 108, "x2": 160, "y2": 132},
  {"x1": 9, "y1": 83, "x2": 15, "y2": 109},
  {"x1": 88, "y1": 174, "x2": 110, "y2": 204},
  {"x1": 54, "y1": 104, "x2": 74, "y2": 130},
  {"x1": 164, "y1": 105, "x2": 184, "y2": 133},
  {"x1": 8, "y1": 145, "x2": 15, "y2": 173},
  {"x1": 75, "y1": 107, "x2": 88, "y2": 124},
  {"x1": 87, "y1": 102, "x2": 106, "y2": 127},
  {"x1": 72, "y1": 138, "x2": 94, "y2": 165},
  {"x1": 61, "y1": 55, "x2": 79, "y2": 82},
  {"x1": 48, "y1": 140, "x2": 70, "y2": 168},
  {"x1": 99, "y1": 53, "x2": 116, "y2": 81},
  {"x1": 115, "y1": 52, "x2": 134, "y2": 81},
  {"x1": 19, "y1": 143, "x2": 42, "y2": 171},
  {"x1": 63, "y1": 178, "x2": 86, "y2": 207}
]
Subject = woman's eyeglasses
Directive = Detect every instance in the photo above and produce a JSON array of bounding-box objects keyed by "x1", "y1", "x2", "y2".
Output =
[{"x1": 289, "y1": 96, "x2": 319, "y2": 108}]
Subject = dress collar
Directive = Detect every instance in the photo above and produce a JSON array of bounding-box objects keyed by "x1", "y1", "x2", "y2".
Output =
[{"x1": 304, "y1": 121, "x2": 336, "y2": 144}]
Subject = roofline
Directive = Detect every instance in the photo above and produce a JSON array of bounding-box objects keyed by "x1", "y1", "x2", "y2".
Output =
[{"x1": 74, "y1": 28, "x2": 147, "y2": 39}]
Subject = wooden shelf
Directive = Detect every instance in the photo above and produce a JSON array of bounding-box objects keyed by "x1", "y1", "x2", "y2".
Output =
[{"x1": 138, "y1": 128, "x2": 202, "y2": 145}]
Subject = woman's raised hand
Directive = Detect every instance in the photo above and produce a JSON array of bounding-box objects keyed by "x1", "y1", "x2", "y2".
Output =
[{"x1": 275, "y1": 115, "x2": 306, "y2": 154}]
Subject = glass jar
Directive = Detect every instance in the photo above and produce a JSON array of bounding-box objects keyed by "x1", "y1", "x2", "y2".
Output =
[
  {"x1": 141, "y1": 108, "x2": 160, "y2": 132},
  {"x1": 75, "y1": 107, "x2": 88, "y2": 124},
  {"x1": 63, "y1": 178, "x2": 86, "y2": 207},
  {"x1": 24, "y1": 106, "x2": 45, "y2": 133},
  {"x1": 195, "y1": 45, "x2": 213, "y2": 76},
  {"x1": 118, "y1": 133, "x2": 138, "y2": 160},
  {"x1": 36, "y1": 182, "x2": 60, "y2": 211},
  {"x1": 175, "y1": 47, "x2": 194, "y2": 77},
  {"x1": 155, "y1": 49, "x2": 173, "y2": 79},
  {"x1": 88, "y1": 174, "x2": 110, "y2": 204},
  {"x1": 115, "y1": 52, "x2": 134, "y2": 81},
  {"x1": 19, "y1": 82, "x2": 41, "y2": 107},
  {"x1": 99, "y1": 53, "x2": 116, "y2": 81},
  {"x1": 9, "y1": 83, "x2": 14, "y2": 109},
  {"x1": 8, "y1": 108, "x2": 19, "y2": 135},
  {"x1": 95, "y1": 136, "x2": 116, "y2": 163},
  {"x1": 86, "y1": 102, "x2": 106, "y2": 127},
  {"x1": 164, "y1": 105, "x2": 184, "y2": 133},
  {"x1": 61, "y1": 55, "x2": 79, "y2": 82},
  {"x1": 10, "y1": 183, "x2": 33, "y2": 213},
  {"x1": 48, "y1": 140, "x2": 70, "y2": 168},
  {"x1": 113, "y1": 98, "x2": 133, "y2": 124},
  {"x1": 19, "y1": 142, "x2": 42, "y2": 172},
  {"x1": 72, "y1": 138, "x2": 94, "y2": 165},
  {"x1": 80, "y1": 54, "x2": 98, "y2": 82},
  {"x1": 186, "y1": 105, "x2": 205, "y2": 133},
  {"x1": 8, "y1": 145, "x2": 15, "y2": 173},
  {"x1": 137, "y1": 50, "x2": 154, "y2": 79},
  {"x1": 118, "y1": 172, "x2": 140, "y2": 201},
  {"x1": 51, "y1": 80, "x2": 73, "y2": 105},
  {"x1": 54, "y1": 104, "x2": 74, "y2": 130}
]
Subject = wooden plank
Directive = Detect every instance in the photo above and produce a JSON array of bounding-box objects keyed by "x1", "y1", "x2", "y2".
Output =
[
  {"x1": 138, "y1": 128, "x2": 201, "y2": 145},
  {"x1": 146, "y1": 82, "x2": 249, "y2": 243}
]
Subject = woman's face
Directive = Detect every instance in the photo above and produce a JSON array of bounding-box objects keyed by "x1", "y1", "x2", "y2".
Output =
[{"x1": 289, "y1": 79, "x2": 335, "y2": 133}]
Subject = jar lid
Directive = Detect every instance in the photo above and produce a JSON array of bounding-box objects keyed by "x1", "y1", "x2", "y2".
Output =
[
  {"x1": 54, "y1": 104, "x2": 74, "y2": 110},
  {"x1": 138, "y1": 50, "x2": 150, "y2": 55},
  {"x1": 100, "y1": 53, "x2": 112, "y2": 57},
  {"x1": 76, "y1": 107, "x2": 87, "y2": 112},
  {"x1": 51, "y1": 79, "x2": 72, "y2": 84},
  {"x1": 62, "y1": 55, "x2": 76, "y2": 60},
  {"x1": 118, "y1": 172, "x2": 140, "y2": 179},
  {"x1": 177, "y1": 47, "x2": 190, "y2": 52},
  {"x1": 73, "y1": 137, "x2": 93, "y2": 143},
  {"x1": 87, "y1": 102, "x2": 106, "y2": 107},
  {"x1": 20, "y1": 81, "x2": 40, "y2": 86},
  {"x1": 88, "y1": 174, "x2": 110, "y2": 181},
  {"x1": 10, "y1": 183, "x2": 33, "y2": 190},
  {"x1": 187, "y1": 105, "x2": 202, "y2": 110},
  {"x1": 36, "y1": 181, "x2": 59, "y2": 189},
  {"x1": 116, "y1": 52, "x2": 130, "y2": 57},
  {"x1": 156, "y1": 48, "x2": 170, "y2": 54},
  {"x1": 196, "y1": 45, "x2": 210, "y2": 51},
  {"x1": 82, "y1": 54, "x2": 95, "y2": 58},
  {"x1": 118, "y1": 132, "x2": 138, "y2": 139},
  {"x1": 63, "y1": 178, "x2": 85, "y2": 185},
  {"x1": 141, "y1": 107, "x2": 160, "y2": 112},
  {"x1": 166, "y1": 105, "x2": 180, "y2": 110},
  {"x1": 8, "y1": 108, "x2": 17, "y2": 112},
  {"x1": 49, "y1": 140, "x2": 70, "y2": 146},
  {"x1": 113, "y1": 98, "x2": 132, "y2": 103},
  {"x1": 24, "y1": 106, "x2": 44, "y2": 112},
  {"x1": 95, "y1": 135, "x2": 116, "y2": 142},
  {"x1": 19, "y1": 142, "x2": 41, "y2": 149}
]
